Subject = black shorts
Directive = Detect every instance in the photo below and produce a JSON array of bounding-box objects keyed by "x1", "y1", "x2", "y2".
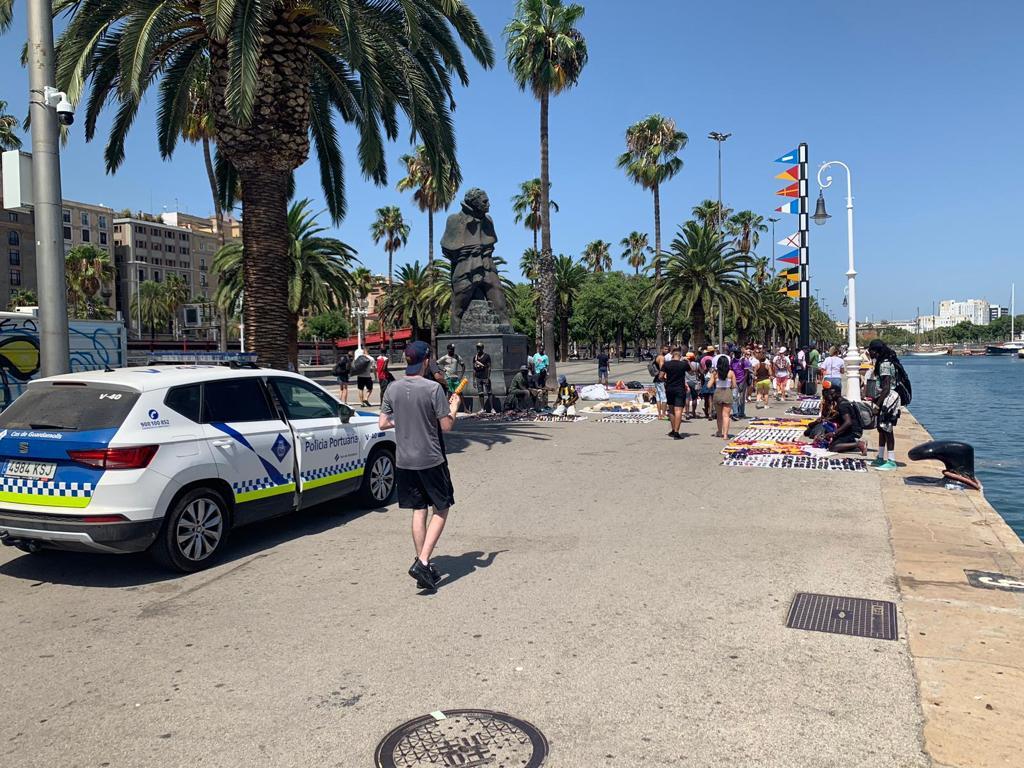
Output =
[
  {"x1": 356, "y1": 376, "x2": 374, "y2": 391},
  {"x1": 337, "y1": 375, "x2": 350, "y2": 384},
  {"x1": 666, "y1": 388, "x2": 686, "y2": 408},
  {"x1": 396, "y1": 463, "x2": 455, "y2": 510}
]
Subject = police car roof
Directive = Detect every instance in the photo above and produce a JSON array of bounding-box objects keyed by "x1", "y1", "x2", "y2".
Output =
[{"x1": 34, "y1": 366, "x2": 303, "y2": 392}]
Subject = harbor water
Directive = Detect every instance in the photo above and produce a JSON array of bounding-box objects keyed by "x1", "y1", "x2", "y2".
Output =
[{"x1": 900, "y1": 355, "x2": 1023, "y2": 540}]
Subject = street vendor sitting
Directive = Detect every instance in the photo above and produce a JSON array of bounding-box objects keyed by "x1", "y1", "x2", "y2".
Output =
[
  {"x1": 506, "y1": 365, "x2": 541, "y2": 411},
  {"x1": 553, "y1": 374, "x2": 579, "y2": 417}
]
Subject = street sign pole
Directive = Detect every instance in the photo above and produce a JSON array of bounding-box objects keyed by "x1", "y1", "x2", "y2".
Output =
[{"x1": 798, "y1": 142, "x2": 810, "y2": 351}]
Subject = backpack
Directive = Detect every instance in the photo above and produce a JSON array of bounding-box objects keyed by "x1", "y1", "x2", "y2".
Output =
[
  {"x1": 647, "y1": 360, "x2": 661, "y2": 379},
  {"x1": 893, "y1": 360, "x2": 913, "y2": 405},
  {"x1": 853, "y1": 401, "x2": 876, "y2": 430},
  {"x1": 332, "y1": 361, "x2": 344, "y2": 377},
  {"x1": 351, "y1": 355, "x2": 371, "y2": 375}
]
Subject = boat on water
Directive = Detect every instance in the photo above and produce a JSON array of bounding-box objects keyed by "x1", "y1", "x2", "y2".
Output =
[
  {"x1": 986, "y1": 342, "x2": 1024, "y2": 356},
  {"x1": 908, "y1": 350, "x2": 949, "y2": 357},
  {"x1": 1019, "y1": 349, "x2": 1024, "y2": 359}
]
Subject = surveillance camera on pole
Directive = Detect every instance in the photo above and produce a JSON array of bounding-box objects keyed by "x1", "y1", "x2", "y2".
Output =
[{"x1": 42, "y1": 87, "x2": 75, "y2": 126}]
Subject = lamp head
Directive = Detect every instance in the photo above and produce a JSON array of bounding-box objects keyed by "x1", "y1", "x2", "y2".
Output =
[{"x1": 812, "y1": 190, "x2": 831, "y2": 226}]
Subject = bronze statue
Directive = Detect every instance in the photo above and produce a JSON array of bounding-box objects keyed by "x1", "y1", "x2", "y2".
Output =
[{"x1": 441, "y1": 188, "x2": 510, "y2": 334}]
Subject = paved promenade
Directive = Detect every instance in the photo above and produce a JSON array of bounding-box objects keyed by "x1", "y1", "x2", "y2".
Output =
[{"x1": 0, "y1": 360, "x2": 1020, "y2": 767}]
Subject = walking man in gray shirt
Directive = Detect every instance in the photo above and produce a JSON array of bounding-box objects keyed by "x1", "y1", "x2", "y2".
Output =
[{"x1": 379, "y1": 341, "x2": 461, "y2": 591}]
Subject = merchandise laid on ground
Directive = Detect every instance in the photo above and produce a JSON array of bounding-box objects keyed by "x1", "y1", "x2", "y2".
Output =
[
  {"x1": 459, "y1": 411, "x2": 587, "y2": 424},
  {"x1": 595, "y1": 413, "x2": 657, "y2": 423},
  {"x1": 722, "y1": 416, "x2": 868, "y2": 472},
  {"x1": 787, "y1": 396, "x2": 822, "y2": 415}
]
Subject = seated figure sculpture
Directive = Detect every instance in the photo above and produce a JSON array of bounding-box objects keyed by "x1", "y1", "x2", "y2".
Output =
[{"x1": 441, "y1": 188, "x2": 511, "y2": 334}]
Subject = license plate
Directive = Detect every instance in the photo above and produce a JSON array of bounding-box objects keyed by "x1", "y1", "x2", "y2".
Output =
[{"x1": 4, "y1": 461, "x2": 58, "y2": 481}]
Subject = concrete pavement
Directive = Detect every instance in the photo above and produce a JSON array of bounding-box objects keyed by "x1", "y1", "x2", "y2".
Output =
[{"x1": 0, "y1": 359, "x2": 998, "y2": 766}]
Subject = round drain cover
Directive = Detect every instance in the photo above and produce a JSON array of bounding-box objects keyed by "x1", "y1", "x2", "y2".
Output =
[{"x1": 375, "y1": 709, "x2": 548, "y2": 767}]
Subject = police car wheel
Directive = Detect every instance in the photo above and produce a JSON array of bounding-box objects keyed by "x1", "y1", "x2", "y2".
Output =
[
  {"x1": 152, "y1": 487, "x2": 229, "y2": 572},
  {"x1": 360, "y1": 447, "x2": 395, "y2": 505}
]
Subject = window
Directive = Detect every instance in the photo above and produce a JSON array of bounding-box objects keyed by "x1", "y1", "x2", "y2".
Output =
[
  {"x1": 270, "y1": 378, "x2": 338, "y2": 420},
  {"x1": 180, "y1": 247, "x2": 189, "y2": 255},
  {"x1": 200, "y1": 275, "x2": 207, "y2": 288},
  {"x1": 62, "y1": 209, "x2": 71, "y2": 223},
  {"x1": 138, "y1": 268, "x2": 145, "y2": 282},
  {"x1": 80, "y1": 211, "x2": 89, "y2": 226},
  {"x1": 202, "y1": 378, "x2": 275, "y2": 423},
  {"x1": 153, "y1": 270, "x2": 161, "y2": 282},
  {"x1": 98, "y1": 215, "x2": 107, "y2": 229},
  {"x1": 99, "y1": 232, "x2": 107, "y2": 246},
  {"x1": 64, "y1": 227, "x2": 73, "y2": 241},
  {"x1": 166, "y1": 231, "x2": 175, "y2": 240},
  {"x1": 0, "y1": 384, "x2": 140, "y2": 432},
  {"x1": 9, "y1": 268, "x2": 21, "y2": 286},
  {"x1": 7, "y1": 231, "x2": 18, "y2": 246},
  {"x1": 114, "y1": 224, "x2": 122, "y2": 233},
  {"x1": 6, "y1": 212, "x2": 16, "y2": 223},
  {"x1": 150, "y1": 227, "x2": 160, "y2": 236},
  {"x1": 199, "y1": 258, "x2": 206, "y2": 268},
  {"x1": 136, "y1": 240, "x2": 146, "y2": 249},
  {"x1": 153, "y1": 243, "x2": 162, "y2": 251},
  {"x1": 165, "y1": 384, "x2": 202, "y2": 422},
  {"x1": 81, "y1": 229, "x2": 91, "y2": 243},
  {"x1": 9, "y1": 250, "x2": 19, "y2": 265}
]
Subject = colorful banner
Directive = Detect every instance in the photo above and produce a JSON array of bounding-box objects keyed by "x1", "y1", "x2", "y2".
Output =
[
  {"x1": 775, "y1": 182, "x2": 799, "y2": 198},
  {"x1": 780, "y1": 267, "x2": 800, "y2": 280},
  {"x1": 779, "y1": 233, "x2": 800, "y2": 249},
  {"x1": 778, "y1": 251, "x2": 800, "y2": 265},
  {"x1": 775, "y1": 149, "x2": 799, "y2": 164},
  {"x1": 775, "y1": 200, "x2": 799, "y2": 214},
  {"x1": 775, "y1": 165, "x2": 800, "y2": 182}
]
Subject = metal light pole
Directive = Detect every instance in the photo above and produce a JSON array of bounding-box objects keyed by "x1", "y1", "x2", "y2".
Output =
[
  {"x1": 350, "y1": 298, "x2": 368, "y2": 351},
  {"x1": 709, "y1": 131, "x2": 731, "y2": 349},
  {"x1": 26, "y1": 0, "x2": 70, "y2": 375},
  {"x1": 813, "y1": 160, "x2": 860, "y2": 401},
  {"x1": 768, "y1": 216, "x2": 780, "y2": 275}
]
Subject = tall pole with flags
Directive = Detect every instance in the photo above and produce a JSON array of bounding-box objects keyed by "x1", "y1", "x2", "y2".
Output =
[{"x1": 773, "y1": 144, "x2": 810, "y2": 349}]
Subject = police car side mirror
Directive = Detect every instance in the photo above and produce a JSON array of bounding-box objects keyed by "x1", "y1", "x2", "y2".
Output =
[{"x1": 337, "y1": 403, "x2": 353, "y2": 423}]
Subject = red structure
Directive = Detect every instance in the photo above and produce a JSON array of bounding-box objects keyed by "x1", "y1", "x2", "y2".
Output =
[{"x1": 335, "y1": 328, "x2": 414, "y2": 351}]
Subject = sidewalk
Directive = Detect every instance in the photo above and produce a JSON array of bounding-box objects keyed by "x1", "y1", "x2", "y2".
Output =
[{"x1": 0, "y1": 360, "x2": 1019, "y2": 766}]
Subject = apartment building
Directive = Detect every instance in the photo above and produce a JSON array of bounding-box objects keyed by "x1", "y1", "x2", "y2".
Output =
[
  {"x1": 937, "y1": 298, "x2": 991, "y2": 326},
  {"x1": 63, "y1": 200, "x2": 116, "y2": 257}
]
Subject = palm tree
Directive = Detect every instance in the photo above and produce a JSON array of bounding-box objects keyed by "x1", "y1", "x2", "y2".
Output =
[
  {"x1": 64, "y1": 245, "x2": 115, "y2": 319},
  {"x1": 727, "y1": 210, "x2": 768, "y2": 256},
  {"x1": 620, "y1": 232, "x2": 652, "y2": 275},
  {"x1": 553, "y1": 255, "x2": 587, "y2": 361},
  {"x1": 132, "y1": 281, "x2": 171, "y2": 348},
  {"x1": 378, "y1": 262, "x2": 432, "y2": 340},
  {"x1": 0, "y1": 99, "x2": 21, "y2": 150},
  {"x1": 617, "y1": 114, "x2": 687, "y2": 347},
  {"x1": 163, "y1": 274, "x2": 191, "y2": 334},
  {"x1": 40, "y1": 1, "x2": 494, "y2": 369},
  {"x1": 692, "y1": 200, "x2": 734, "y2": 230},
  {"x1": 214, "y1": 199, "x2": 357, "y2": 367},
  {"x1": 581, "y1": 240, "x2": 612, "y2": 273},
  {"x1": 397, "y1": 145, "x2": 456, "y2": 350},
  {"x1": 750, "y1": 257, "x2": 771, "y2": 288},
  {"x1": 7, "y1": 289, "x2": 37, "y2": 311},
  {"x1": 506, "y1": 0, "x2": 588, "y2": 381},
  {"x1": 371, "y1": 207, "x2": 410, "y2": 289},
  {"x1": 519, "y1": 248, "x2": 541, "y2": 283},
  {"x1": 649, "y1": 221, "x2": 749, "y2": 349},
  {"x1": 511, "y1": 178, "x2": 559, "y2": 255}
]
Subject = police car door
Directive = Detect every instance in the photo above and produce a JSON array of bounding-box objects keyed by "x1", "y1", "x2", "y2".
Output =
[
  {"x1": 268, "y1": 378, "x2": 360, "y2": 509},
  {"x1": 201, "y1": 376, "x2": 297, "y2": 522}
]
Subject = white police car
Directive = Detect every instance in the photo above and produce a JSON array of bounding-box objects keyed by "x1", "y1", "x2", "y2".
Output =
[{"x1": 0, "y1": 365, "x2": 395, "y2": 571}]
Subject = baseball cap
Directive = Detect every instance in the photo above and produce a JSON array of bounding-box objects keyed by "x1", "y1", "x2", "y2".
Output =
[{"x1": 404, "y1": 341, "x2": 431, "y2": 374}]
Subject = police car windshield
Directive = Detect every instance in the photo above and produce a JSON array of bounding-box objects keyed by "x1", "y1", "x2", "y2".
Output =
[{"x1": 0, "y1": 384, "x2": 140, "y2": 432}]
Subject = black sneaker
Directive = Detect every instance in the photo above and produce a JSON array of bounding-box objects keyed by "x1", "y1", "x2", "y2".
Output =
[
  {"x1": 428, "y1": 562, "x2": 442, "y2": 582},
  {"x1": 408, "y1": 559, "x2": 437, "y2": 591},
  {"x1": 672, "y1": 432, "x2": 683, "y2": 440}
]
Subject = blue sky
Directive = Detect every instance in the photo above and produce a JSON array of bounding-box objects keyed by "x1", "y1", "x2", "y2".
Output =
[{"x1": 2, "y1": 0, "x2": 1022, "y2": 321}]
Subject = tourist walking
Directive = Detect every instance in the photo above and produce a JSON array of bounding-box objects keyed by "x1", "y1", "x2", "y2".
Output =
[
  {"x1": 711, "y1": 355, "x2": 737, "y2": 439},
  {"x1": 533, "y1": 344, "x2": 550, "y2": 389},
  {"x1": 699, "y1": 358, "x2": 715, "y2": 420},
  {"x1": 650, "y1": 346, "x2": 668, "y2": 421},
  {"x1": 753, "y1": 351, "x2": 772, "y2": 409},
  {"x1": 730, "y1": 347, "x2": 752, "y2": 419},
  {"x1": 378, "y1": 341, "x2": 460, "y2": 592},
  {"x1": 596, "y1": 347, "x2": 610, "y2": 386},
  {"x1": 333, "y1": 351, "x2": 351, "y2": 404},
  {"x1": 868, "y1": 339, "x2": 906, "y2": 470},
  {"x1": 661, "y1": 349, "x2": 689, "y2": 439},
  {"x1": 352, "y1": 348, "x2": 375, "y2": 407},
  {"x1": 378, "y1": 355, "x2": 395, "y2": 404},
  {"x1": 684, "y1": 352, "x2": 701, "y2": 419},
  {"x1": 772, "y1": 346, "x2": 792, "y2": 401},
  {"x1": 807, "y1": 342, "x2": 821, "y2": 396},
  {"x1": 437, "y1": 343, "x2": 466, "y2": 394},
  {"x1": 819, "y1": 346, "x2": 845, "y2": 391},
  {"x1": 472, "y1": 342, "x2": 495, "y2": 413}
]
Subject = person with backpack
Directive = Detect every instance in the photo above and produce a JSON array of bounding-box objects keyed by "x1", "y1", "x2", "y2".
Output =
[
  {"x1": 333, "y1": 351, "x2": 351, "y2": 404},
  {"x1": 710, "y1": 354, "x2": 737, "y2": 440},
  {"x1": 378, "y1": 355, "x2": 395, "y2": 404},
  {"x1": 772, "y1": 346, "x2": 792, "y2": 401},
  {"x1": 649, "y1": 347, "x2": 667, "y2": 421},
  {"x1": 868, "y1": 339, "x2": 909, "y2": 470},
  {"x1": 351, "y1": 348, "x2": 375, "y2": 407}
]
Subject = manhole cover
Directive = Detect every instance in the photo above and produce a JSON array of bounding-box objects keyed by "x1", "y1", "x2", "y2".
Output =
[
  {"x1": 375, "y1": 709, "x2": 548, "y2": 768},
  {"x1": 786, "y1": 592, "x2": 898, "y2": 641},
  {"x1": 964, "y1": 570, "x2": 1024, "y2": 592}
]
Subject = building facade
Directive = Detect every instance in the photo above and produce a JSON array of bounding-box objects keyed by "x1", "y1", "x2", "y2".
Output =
[
  {"x1": 989, "y1": 305, "x2": 1009, "y2": 322},
  {"x1": 937, "y1": 298, "x2": 991, "y2": 326}
]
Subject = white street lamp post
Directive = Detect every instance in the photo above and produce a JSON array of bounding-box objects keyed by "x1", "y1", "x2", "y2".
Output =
[
  {"x1": 814, "y1": 160, "x2": 861, "y2": 402},
  {"x1": 350, "y1": 299, "x2": 368, "y2": 351}
]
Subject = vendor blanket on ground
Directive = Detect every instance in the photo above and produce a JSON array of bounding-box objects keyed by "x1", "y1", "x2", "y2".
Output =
[
  {"x1": 723, "y1": 454, "x2": 868, "y2": 472},
  {"x1": 721, "y1": 418, "x2": 867, "y2": 472},
  {"x1": 596, "y1": 413, "x2": 657, "y2": 424}
]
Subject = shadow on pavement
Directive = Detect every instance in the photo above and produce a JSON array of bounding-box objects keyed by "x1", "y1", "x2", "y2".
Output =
[
  {"x1": 432, "y1": 550, "x2": 507, "y2": 590},
  {"x1": 444, "y1": 423, "x2": 551, "y2": 454},
  {"x1": 0, "y1": 497, "x2": 391, "y2": 588}
]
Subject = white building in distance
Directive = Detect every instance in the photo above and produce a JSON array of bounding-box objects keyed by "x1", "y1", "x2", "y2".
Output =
[{"x1": 917, "y1": 298, "x2": 991, "y2": 331}]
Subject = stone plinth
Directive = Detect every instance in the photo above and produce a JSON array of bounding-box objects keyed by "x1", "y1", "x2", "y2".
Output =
[{"x1": 437, "y1": 331, "x2": 528, "y2": 411}]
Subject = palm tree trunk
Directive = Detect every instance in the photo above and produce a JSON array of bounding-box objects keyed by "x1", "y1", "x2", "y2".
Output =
[
  {"x1": 537, "y1": 89, "x2": 557, "y2": 382},
  {"x1": 559, "y1": 310, "x2": 569, "y2": 364},
  {"x1": 288, "y1": 311, "x2": 300, "y2": 370},
  {"x1": 692, "y1": 301, "x2": 707, "y2": 350},
  {"x1": 653, "y1": 181, "x2": 664, "y2": 348},
  {"x1": 239, "y1": 168, "x2": 292, "y2": 369},
  {"x1": 532, "y1": 224, "x2": 541, "y2": 349},
  {"x1": 202, "y1": 136, "x2": 230, "y2": 353},
  {"x1": 428, "y1": 209, "x2": 436, "y2": 353}
]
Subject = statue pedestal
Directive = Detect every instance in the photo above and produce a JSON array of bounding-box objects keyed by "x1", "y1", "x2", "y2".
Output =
[{"x1": 437, "y1": 331, "x2": 528, "y2": 412}]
